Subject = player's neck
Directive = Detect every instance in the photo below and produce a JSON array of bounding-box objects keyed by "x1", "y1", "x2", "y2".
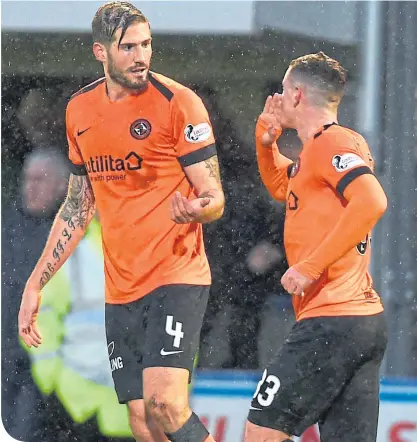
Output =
[
  {"x1": 296, "y1": 108, "x2": 338, "y2": 144},
  {"x1": 105, "y1": 78, "x2": 143, "y2": 102}
]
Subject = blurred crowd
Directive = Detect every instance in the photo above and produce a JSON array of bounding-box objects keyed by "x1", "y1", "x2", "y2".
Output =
[{"x1": 1, "y1": 78, "x2": 299, "y2": 440}]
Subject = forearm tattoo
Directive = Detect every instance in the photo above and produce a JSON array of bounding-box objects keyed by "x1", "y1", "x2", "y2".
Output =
[
  {"x1": 204, "y1": 156, "x2": 221, "y2": 183},
  {"x1": 39, "y1": 218, "x2": 77, "y2": 289},
  {"x1": 39, "y1": 175, "x2": 95, "y2": 289},
  {"x1": 59, "y1": 175, "x2": 95, "y2": 229}
]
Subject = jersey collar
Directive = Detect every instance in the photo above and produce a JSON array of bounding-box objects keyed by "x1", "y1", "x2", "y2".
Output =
[{"x1": 313, "y1": 122, "x2": 338, "y2": 139}]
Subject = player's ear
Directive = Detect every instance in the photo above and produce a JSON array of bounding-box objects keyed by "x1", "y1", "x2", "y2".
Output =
[
  {"x1": 293, "y1": 86, "x2": 302, "y2": 108},
  {"x1": 93, "y1": 42, "x2": 108, "y2": 63}
]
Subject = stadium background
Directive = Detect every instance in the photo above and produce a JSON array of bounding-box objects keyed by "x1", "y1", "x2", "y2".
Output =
[{"x1": 2, "y1": 1, "x2": 417, "y2": 441}]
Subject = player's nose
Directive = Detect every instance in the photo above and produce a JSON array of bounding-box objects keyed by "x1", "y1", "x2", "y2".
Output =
[{"x1": 134, "y1": 47, "x2": 146, "y2": 63}]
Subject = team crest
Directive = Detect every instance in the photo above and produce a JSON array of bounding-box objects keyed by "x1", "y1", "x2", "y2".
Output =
[
  {"x1": 290, "y1": 158, "x2": 301, "y2": 178},
  {"x1": 130, "y1": 119, "x2": 152, "y2": 140}
]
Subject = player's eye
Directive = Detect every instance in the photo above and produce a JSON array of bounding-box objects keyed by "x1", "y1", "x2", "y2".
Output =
[
  {"x1": 142, "y1": 41, "x2": 151, "y2": 48},
  {"x1": 122, "y1": 44, "x2": 134, "y2": 52}
]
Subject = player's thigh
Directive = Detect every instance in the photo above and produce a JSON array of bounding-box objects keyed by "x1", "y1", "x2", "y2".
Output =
[
  {"x1": 143, "y1": 284, "x2": 209, "y2": 376},
  {"x1": 248, "y1": 318, "x2": 356, "y2": 437},
  {"x1": 105, "y1": 300, "x2": 146, "y2": 403},
  {"x1": 319, "y1": 323, "x2": 387, "y2": 442}
]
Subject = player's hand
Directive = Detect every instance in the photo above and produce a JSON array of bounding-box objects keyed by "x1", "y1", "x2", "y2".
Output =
[
  {"x1": 281, "y1": 266, "x2": 314, "y2": 296},
  {"x1": 258, "y1": 93, "x2": 284, "y2": 145},
  {"x1": 170, "y1": 191, "x2": 210, "y2": 224},
  {"x1": 18, "y1": 286, "x2": 43, "y2": 348}
]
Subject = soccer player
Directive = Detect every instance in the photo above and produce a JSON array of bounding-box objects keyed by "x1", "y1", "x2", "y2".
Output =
[
  {"x1": 245, "y1": 52, "x2": 388, "y2": 442},
  {"x1": 18, "y1": 3, "x2": 224, "y2": 442}
]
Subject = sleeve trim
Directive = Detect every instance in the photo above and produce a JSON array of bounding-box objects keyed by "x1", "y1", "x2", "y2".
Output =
[
  {"x1": 69, "y1": 162, "x2": 87, "y2": 176},
  {"x1": 177, "y1": 144, "x2": 217, "y2": 167},
  {"x1": 336, "y1": 166, "x2": 373, "y2": 198}
]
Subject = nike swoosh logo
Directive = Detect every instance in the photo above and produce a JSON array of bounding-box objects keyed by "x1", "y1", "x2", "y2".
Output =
[
  {"x1": 249, "y1": 406, "x2": 262, "y2": 411},
  {"x1": 160, "y1": 349, "x2": 184, "y2": 356},
  {"x1": 77, "y1": 127, "x2": 92, "y2": 137}
]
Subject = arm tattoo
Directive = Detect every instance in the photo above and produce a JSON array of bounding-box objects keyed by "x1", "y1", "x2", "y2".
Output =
[
  {"x1": 204, "y1": 156, "x2": 221, "y2": 183},
  {"x1": 59, "y1": 175, "x2": 95, "y2": 229}
]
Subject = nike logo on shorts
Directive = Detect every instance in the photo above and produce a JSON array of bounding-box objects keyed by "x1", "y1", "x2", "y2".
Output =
[
  {"x1": 160, "y1": 349, "x2": 184, "y2": 356},
  {"x1": 249, "y1": 406, "x2": 262, "y2": 411}
]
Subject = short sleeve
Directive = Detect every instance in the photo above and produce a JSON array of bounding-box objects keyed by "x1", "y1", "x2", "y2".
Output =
[
  {"x1": 315, "y1": 134, "x2": 374, "y2": 198},
  {"x1": 66, "y1": 103, "x2": 87, "y2": 175},
  {"x1": 172, "y1": 88, "x2": 217, "y2": 167}
]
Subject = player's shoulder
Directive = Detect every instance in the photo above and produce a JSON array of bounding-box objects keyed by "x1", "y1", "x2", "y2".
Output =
[
  {"x1": 318, "y1": 124, "x2": 368, "y2": 152},
  {"x1": 149, "y1": 71, "x2": 202, "y2": 105},
  {"x1": 67, "y1": 77, "x2": 106, "y2": 109}
]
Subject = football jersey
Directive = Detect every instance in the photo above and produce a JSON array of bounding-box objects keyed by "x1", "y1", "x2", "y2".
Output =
[
  {"x1": 284, "y1": 123, "x2": 384, "y2": 320},
  {"x1": 66, "y1": 72, "x2": 216, "y2": 304}
]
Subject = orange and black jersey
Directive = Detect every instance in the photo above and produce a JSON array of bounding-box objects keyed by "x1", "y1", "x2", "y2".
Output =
[
  {"x1": 256, "y1": 122, "x2": 384, "y2": 320},
  {"x1": 66, "y1": 72, "x2": 216, "y2": 304}
]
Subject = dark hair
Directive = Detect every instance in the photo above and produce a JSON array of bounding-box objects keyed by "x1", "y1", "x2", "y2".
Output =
[
  {"x1": 92, "y1": 2, "x2": 149, "y2": 46},
  {"x1": 289, "y1": 51, "x2": 347, "y2": 103}
]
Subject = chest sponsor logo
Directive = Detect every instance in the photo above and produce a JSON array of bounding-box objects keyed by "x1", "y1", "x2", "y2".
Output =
[
  {"x1": 85, "y1": 151, "x2": 143, "y2": 183},
  {"x1": 287, "y1": 191, "x2": 299, "y2": 211},
  {"x1": 332, "y1": 153, "x2": 365, "y2": 172}
]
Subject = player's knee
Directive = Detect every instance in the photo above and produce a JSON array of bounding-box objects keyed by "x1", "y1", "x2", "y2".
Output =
[{"x1": 145, "y1": 392, "x2": 190, "y2": 428}]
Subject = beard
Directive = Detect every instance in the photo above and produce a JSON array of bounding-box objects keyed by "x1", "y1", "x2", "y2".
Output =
[{"x1": 107, "y1": 55, "x2": 149, "y2": 92}]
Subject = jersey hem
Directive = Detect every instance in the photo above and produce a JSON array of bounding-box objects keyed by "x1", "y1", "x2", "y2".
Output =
[
  {"x1": 296, "y1": 304, "x2": 384, "y2": 321},
  {"x1": 105, "y1": 280, "x2": 211, "y2": 305}
]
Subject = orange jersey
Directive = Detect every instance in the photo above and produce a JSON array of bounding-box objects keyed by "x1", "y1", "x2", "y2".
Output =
[
  {"x1": 66, "y1": 73, "x2": 216, "y2": 304},
  {"x1": 283, "y1": 123, "x2": 384, "y2": 320}
]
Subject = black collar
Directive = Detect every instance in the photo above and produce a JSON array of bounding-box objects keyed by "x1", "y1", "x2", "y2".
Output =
[{"x1": 313, "y1": 122, "x2": 338, "y2": 139}]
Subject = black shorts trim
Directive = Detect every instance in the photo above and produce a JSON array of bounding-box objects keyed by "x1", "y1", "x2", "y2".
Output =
[
  {"x1": 336, "y1": 166, "x2": 373, "y2": 198},
  {"x1": 69, "y1": 162, "x2": 87, "y2": 175},
  {"x1": 178, "y1": 144, "x2": 217, "y2": 167}
]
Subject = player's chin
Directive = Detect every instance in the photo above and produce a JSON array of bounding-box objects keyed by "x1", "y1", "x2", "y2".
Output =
[{"x1": 125, "y1": 73, "x2": 149, "y2": 91}]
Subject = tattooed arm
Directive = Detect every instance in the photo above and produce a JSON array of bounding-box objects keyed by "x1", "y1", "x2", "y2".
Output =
[
  {"x1": 30, "y1": 174, "x2": 96, "y2": 290},
  {"x1": 178, "y1": 155, "x2": 225, "y2": 224},
  {"x1": 19, "y1": 174, "x2": 96, "y2": 347}
]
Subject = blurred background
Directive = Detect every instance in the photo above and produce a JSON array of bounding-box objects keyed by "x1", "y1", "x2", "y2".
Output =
[{"x1": 1, "y1": 1, "x2": 417, "y2": 441}]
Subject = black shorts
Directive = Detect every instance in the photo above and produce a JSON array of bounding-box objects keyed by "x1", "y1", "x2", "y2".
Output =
[
  {"x1": 105, "y1": 284, "x2": 209, "y2": 404},
  {"x1": 248, "y1": 312, "x2": 387, "y2": 441}
]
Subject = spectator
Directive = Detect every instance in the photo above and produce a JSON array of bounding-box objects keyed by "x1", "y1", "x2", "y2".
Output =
[
  {"x1": 2, "y1": 147, "x2": 69, "y2": 440},
  {"x1": 16, "y1": 86, "x2": 73, "y2": 150}
]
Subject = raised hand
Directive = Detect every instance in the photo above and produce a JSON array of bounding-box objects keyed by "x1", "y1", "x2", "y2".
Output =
[{"x1": 258, "y1": 93, "x2": 284, "y2": 145}]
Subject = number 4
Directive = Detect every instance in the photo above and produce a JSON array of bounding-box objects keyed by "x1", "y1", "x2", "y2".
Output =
[{"x1": 165, "y1": 315, "x2": 184, "y2": 348}]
